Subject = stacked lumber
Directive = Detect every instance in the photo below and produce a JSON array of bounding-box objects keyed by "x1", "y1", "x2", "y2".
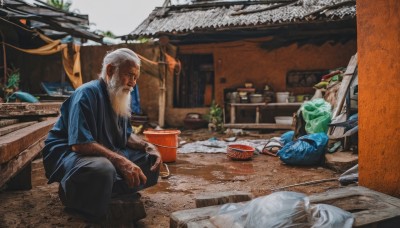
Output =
[
  {"x1": 0, "y1": 102, "x2": 61, "y2": 189},
  {"x1": 0, "y1": 102, "x2": 61, "y2": 117},
  {"x1": 0, "y1": 118, "x2": 57, "y2": 164}
]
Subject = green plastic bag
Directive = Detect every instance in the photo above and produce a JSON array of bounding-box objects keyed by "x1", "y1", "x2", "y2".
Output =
[{"x1": 301, "y1": 98, "x2": 332, "y2": 134}]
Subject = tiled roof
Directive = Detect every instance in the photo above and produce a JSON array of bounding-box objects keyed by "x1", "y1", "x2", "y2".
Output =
[{"x1": 130, "y1": 0, "x2": 355, "y2": 37}]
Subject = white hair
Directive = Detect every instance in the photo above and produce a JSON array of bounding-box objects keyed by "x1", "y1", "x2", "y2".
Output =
[{"x1": 99, "y1": 48, "x2": 141, "y2": 79}]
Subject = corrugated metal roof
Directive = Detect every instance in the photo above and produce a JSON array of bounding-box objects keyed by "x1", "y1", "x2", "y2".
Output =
[
  {"x1": 1, "y1": 0, "x2": 102, "y2": 42},
  {"x1": 131, "y1": 0, "x2": 355, "y2": 37}
]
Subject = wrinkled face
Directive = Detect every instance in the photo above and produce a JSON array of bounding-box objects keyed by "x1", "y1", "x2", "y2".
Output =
[
  {"x1": 107, "y1": 60, "x2": 140, "y2": 93},
  {"x1": 106, "y1": 60, "x2": 140, "y2": 117},
  {"x1": 116, "y1": 60, "x2": 140, "y2": 92}
]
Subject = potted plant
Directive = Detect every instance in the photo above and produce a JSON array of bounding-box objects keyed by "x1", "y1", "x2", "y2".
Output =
[{"x1": 207, "y1": 101, "x2": 223, "y2": 132}]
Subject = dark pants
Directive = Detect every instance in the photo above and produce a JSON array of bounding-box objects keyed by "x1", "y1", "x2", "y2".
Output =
[{"x1": 58, "y1": 150, "x2": 159, "y2": 218}]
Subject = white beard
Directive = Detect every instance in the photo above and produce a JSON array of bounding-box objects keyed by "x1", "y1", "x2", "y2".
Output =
[{"x1": 107, "y1": 72, "x2": 133, "y2": 118}]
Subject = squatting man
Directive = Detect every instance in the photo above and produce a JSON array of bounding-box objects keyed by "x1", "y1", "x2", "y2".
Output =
[{"x1": 42, "y1": 48, "x2": 161, "y2": 221}]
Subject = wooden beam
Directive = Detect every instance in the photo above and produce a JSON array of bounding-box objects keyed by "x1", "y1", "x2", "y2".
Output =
[
  {"x1": 0, "y1": 121, "x2": 37, "y2": 136},
  {"x1": 0, "y1": 119, "x2": 18, "y2": 127},
  {"x1": 0, "y1": 118, "x2": 57, "y2": 164},
  {"x1": 0, "y1": 102, "x2": 61, "y2": 118},
  {"x1": 0, "y1": 137, "x2": 45, "y2": 188}
]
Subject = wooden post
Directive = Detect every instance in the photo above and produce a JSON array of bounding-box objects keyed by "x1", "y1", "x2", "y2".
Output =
[
  {"x1": 256, "y1": 106, "x2": 260, "y2": 124},
  {"x1": 230, "y1": 104, "x2": 236, "y2": 124},
  {"x1": 158, "y1": 46, "x2": 167, "y2": 127},
  {"x1": 0, "y1": 30, "x2": 7, "y2": 85},
  {"x1": 157, "y1": 37, "x2": 172, "y2": 127},
  {"x1": 159, "y1": 74, "x2": 166, "y2": 127}
]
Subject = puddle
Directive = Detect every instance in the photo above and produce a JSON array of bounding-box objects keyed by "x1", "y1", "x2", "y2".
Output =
[
  {"x1": 167, "y1": 162, "x2": 254, "y2": 181},
  {"x1": 145, "y1": 159, "x2": 255, "y2": 193}
]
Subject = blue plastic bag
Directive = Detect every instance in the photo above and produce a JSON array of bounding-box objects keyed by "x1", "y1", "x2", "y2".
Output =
[
  {"x1": 280, "y1": 131, "x2": 294, "y2": 145},
  {"x1": 277, "y1": 133, "x2": 328, "y2": 165}
]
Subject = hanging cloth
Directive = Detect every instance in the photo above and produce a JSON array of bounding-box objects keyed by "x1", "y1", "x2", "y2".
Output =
[
  {"x1": 1, "y1": 33, "x2": 83, "y2": 88},
  {"x1": 2, "y1": 39, "x2": 66, "y2": 55},
  {"x1": 62, "y1": 44, "x2": 82, "y2": 89}
]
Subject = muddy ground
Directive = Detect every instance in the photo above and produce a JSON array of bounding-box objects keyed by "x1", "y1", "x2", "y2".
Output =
[{"x1": 0, "y1": 129, "x2": 343, "y2": 227}]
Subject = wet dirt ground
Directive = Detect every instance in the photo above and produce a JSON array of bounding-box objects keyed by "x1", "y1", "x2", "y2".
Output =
[{"x1": 0, "y1": 129, "x2": 342, "y2": 227}]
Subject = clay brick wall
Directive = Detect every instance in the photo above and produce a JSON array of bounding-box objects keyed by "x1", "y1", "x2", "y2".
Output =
[{"x1": 165, "y1": 39, "x2": 356, "y2": 126}]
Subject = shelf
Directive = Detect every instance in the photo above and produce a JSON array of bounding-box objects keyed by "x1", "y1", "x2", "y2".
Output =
[{"x1": 224, "y1": 123, "x2": 294, "y2": 130}]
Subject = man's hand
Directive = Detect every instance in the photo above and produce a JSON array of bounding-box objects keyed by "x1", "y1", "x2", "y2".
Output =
[
  {"x1": 111, "y1": 155, "x2": 147, "y2": 188},
  {"x1": 127, "y1": 134, "x2": 162, "y2": 171},
  {"x1": 144, "y1": 143, "x2": 162, "y2": 171},
  {"x1": 72, "y1": 143, "x2": 147, "y2": 188}
]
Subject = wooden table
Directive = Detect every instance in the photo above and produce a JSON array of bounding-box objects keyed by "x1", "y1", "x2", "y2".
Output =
[{"x1": 224, "y1": 102, "x2": 303, "y2": 129}]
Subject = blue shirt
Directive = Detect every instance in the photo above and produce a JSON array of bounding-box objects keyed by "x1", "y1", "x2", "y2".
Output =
[{"x1": 42, "y1": 79, "x2": 132, "y2": 183}]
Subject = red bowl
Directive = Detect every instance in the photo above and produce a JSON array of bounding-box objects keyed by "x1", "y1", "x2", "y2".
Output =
[{"x1": 227, "y1": 144, "x2": 255, "y2": 160}]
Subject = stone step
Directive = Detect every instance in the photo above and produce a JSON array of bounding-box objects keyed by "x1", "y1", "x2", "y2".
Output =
[
  {"x1": 195, "y1": 191, "x2": 253, "y2": 208},
  {"x1": 325, "y1": 151, "x2": 358, "y2": 173}
]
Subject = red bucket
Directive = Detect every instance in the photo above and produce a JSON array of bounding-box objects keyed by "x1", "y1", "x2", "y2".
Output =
[{"x1": 143, "y1": 130, "x2": 181, "y2": 163}]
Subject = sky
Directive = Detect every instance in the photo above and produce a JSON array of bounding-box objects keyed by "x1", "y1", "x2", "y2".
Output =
[
  {"x1": 70, "y1": 0, "x2": 165, "y2": 36},
  {"x1": 26, "y1": 0, "x2": 166, "y2": 36}
]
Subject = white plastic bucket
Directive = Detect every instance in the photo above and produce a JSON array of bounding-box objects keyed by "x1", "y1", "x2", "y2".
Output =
[
  {"x1": 276, "y1": 92, "x2": 290, "y2": 103},
  {"x1": 275, "y1": 116, "x2": 293, "y2": 125}
]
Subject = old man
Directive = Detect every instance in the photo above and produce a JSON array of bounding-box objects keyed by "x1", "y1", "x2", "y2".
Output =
[{"x1": 42, "y1": 48, "x2": 161, "y2": 222}]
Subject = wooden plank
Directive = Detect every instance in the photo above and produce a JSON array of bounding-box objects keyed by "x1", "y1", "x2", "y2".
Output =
[
  {"x1": 331, "y1": 74, "x2": 353, "y2": 119},
  {"x1": 0, "y1": 119, "x2": 18, "y2": 127},
  {"x1": 328, "y1": 112, "x2": 346, "y2": 139},
  {"x1": 223, "y1": 123, "x2": 294, "y2": 129},
  {"x1": 0, "y1": 102, "x2": 62, "y2": 111},
  {"x1": 0, "y1": 118, "x2": 57, "y2": 164},
  {"x1": 330, "y1": 53, "x2": 357, "y2": 120},
  {"x1": 0, "y1": 137, "x2": 45, "y2": 188},
  {"x1": 174, "y1": 186, "x2": 400, "y2": 228},
  {"x1": 0, "y1": 121, "x2": 38, "y2": 136},
  {"x1": 0, "y1": 102, "x2": 61, "y2": 117},
  {"x1": 228, "y1": 102, "x2": 302, "y2": 107},
  {"x1": 309, "y1": 186, "x2": 400, "y2": 227},
  {"x1": 344, "y1": 53, "x2": 358, "y2": 75}
]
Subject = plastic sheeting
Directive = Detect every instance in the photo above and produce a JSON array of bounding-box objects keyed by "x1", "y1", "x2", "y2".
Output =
[
  {"x1": 178, "y1": 139, "x2": 277, "y2": 154},
  {"x1": 301, "y1": 98, "x2": 332, "y2": 134},
  {"x1": 210, "y1": 191, "x2": 354, "y2": 228},
  {"x1": 277, "y1": 133, "x2": 329, "y2": 166}
]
